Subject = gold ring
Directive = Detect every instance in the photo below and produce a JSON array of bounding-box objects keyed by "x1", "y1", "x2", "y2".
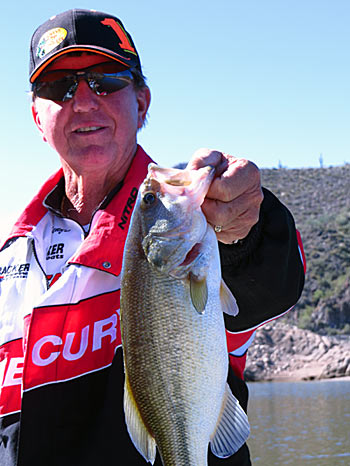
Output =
[{"x1": 214, "y1": 225, "x2": 223, "y2": 233}]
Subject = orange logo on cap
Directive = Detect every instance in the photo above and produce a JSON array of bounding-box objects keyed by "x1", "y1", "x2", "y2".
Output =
[
  {"x1": 36, "y1": 28, "x2": 68, "y2": 59},
  {"x1": 101, "y1": 18, "x2": 137, "y2": 56}
]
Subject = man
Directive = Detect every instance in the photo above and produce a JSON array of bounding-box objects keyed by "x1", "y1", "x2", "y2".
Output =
[{"x1": 0, "y1": 9, "x2": 305, "y2": 466}]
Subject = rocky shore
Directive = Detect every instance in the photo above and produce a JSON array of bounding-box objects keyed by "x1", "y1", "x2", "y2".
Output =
[{"x1": 244, "y1": 321, "x2": 350, "y2": 382}]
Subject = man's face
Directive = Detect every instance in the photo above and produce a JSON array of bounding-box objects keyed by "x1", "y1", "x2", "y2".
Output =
[{"x1": 32, "y1": 53, "x2": 150, "y2": 178}]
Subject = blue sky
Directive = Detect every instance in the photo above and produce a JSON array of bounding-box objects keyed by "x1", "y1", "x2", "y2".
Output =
[{"x1": 1, "y1": 0, "x2": 349, "y2": 239}]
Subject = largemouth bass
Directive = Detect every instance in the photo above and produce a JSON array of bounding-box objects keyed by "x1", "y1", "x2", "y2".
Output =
[{"x1": 120, "y1": 164, "x2": 250, "y2": 466}]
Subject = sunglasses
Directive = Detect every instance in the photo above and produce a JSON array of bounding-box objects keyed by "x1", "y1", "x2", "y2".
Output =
[{"x1": 32, "y1": 62, "x2": 134, "y2": 102}]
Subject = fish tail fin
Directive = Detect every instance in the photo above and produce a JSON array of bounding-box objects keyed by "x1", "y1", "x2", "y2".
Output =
[
  {"x1": 210, "y1": 383, "x2": 250, "y2": 458},
  {"x1": 124, "y1": 372, "x2": 157, "y2": 464}
]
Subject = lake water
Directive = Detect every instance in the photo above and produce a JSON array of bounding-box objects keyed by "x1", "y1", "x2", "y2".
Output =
[{"x1": 247, "y1": 378, "x2": 350, "y2": 465}]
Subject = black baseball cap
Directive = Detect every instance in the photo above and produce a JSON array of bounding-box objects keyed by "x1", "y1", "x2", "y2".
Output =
[{"x1": 29, "y1": 9, "x2": 142, "y2": 83}]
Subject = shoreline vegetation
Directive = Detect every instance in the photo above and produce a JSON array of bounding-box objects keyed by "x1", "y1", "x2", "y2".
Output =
[
  {"x1": 245, "y1": 164, "x2": 350, "y2": 382},
  {"x1": 247, "y1": 163, "x2": 350, "y2": 383},
  {"x1": 260, "y1": 164, "x2": 350, "y2": 338}
]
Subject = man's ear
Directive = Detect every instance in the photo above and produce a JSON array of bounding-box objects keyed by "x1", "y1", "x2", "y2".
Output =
[
  {"x1": 31, "y1": 102, "x2": 47, "y2": 142},
  {"x1": 137, "y1": 86, "x2": 151, "y2": 130}
]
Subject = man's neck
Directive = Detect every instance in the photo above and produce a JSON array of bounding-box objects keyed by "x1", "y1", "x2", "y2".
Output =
[{"x1": 61, "y1": 167, "x2": 123, "y2": 225}]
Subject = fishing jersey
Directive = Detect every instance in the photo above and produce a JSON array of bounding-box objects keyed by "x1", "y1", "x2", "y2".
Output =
[{"x1": 0, "y1": 146, "x2": 305, "y2": 466}]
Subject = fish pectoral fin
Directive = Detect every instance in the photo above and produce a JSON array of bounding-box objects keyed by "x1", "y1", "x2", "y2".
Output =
[
  {"x1": 210, "y1": 383, "x2": 250, "y2": 458},
  {"x1": 124, "y1": 372, "x2": 157, "y2": 464},
  {"x1": 189, "y1": 274, "x2": 208, "y2": 314},
  {"x1": 220, "y1": 280, "x2": 239, "y2": 316}
]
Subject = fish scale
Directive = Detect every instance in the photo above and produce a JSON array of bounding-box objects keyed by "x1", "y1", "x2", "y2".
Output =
[
  {"x1": 120, "y1": 164, "x2": 250, "y2": 466},
  {"x1": 123, "y1": 263, "x2": 227, "y2": 465}
]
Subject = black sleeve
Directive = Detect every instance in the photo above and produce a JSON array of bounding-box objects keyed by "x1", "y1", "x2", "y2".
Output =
[{"x1": 219, "y1": 187, "x2": 305, "y2": 332}]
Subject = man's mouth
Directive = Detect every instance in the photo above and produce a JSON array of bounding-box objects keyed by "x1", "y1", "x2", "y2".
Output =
[{"x1": 74, "y1": 126, "x2": 104, "y2": 133}]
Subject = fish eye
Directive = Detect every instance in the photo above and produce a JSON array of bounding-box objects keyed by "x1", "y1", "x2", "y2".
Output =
[{"x1": 142, "y1": 192, "x2": 156, "y2": 206}]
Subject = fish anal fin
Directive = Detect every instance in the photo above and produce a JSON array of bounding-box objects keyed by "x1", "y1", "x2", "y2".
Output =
[
  {"x1": 190, "y1": 274, "x2": 208, "y2": 314},
  {"x1": 210, "y1": 383, "x2": 250, "y2": 458},
  {"x1": 220, "y1": 280, "x2": 239, "y2": 316},
  {"x1": 124, "y1": 372, "x2": 157, "y2": 464}
]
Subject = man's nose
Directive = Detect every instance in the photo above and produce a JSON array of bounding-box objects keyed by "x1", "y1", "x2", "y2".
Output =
[{"x1": 71, "y1": 79, "x2": 99, "y2": 112}]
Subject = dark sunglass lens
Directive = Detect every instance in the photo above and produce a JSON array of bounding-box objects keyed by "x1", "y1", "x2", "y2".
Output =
[
  {"x1": 90, "y1": 75, "x2": 132, "y2": 95},
  {"x1": 33, "y1": 69, "x2": 134, "y2": 100},
  {"x1": 94, "y1": 77, "x2": 131, "y2": 95},
  {"x1": 35, "y1": 78, "x2": 76, "y2": 101}
]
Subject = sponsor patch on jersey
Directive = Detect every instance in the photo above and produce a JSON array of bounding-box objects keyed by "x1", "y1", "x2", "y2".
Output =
[
  {"x1": 0, "y1": 263, "x2": 30, "y2": 281},
  {"x1": 52, "y1": 227, "x2": 71, "y2": 235},
  {"x1": 46, "y1": 243, "x2": 65, "y2": 260},
  {"x1": 118, "y1": 187, "x2": 138, "y2": 230},
  {"x1": 0, "y1": 339, "x2": 23, "y2": 416},
  {"x1": 23, "y1": 290, "x2": 122, "y2": 391}
]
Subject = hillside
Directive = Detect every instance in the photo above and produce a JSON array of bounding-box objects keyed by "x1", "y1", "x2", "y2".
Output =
[
  {"x1": 174, "y1": 162, "x2": 350, "y2": 336},
  {"x1": 260, "y1": 164, "x2": 350, "y2": 335}
]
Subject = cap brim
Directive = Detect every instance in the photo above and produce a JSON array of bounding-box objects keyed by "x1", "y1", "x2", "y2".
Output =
[{"x1": 30, "y1": 45, "x2": 134, "y2": 83}]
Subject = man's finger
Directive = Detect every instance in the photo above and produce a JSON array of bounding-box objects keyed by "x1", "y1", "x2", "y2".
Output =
[
  {"x1": 186, "y1": 148, "x2": 225, "y2": 171},
  {"x1": 206, "y1": 157, "x2": 260, "y2": 201}
]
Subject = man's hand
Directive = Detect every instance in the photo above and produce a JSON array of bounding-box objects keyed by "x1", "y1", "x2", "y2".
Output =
[{"x1": 187, "y1": 148, "x2": 263, "y2": 244}]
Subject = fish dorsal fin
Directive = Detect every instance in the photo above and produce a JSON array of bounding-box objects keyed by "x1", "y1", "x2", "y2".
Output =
[
  {"x1": 190, "y1": 274, "x2": 208, "y2": 314},
  {"x1": 220, "y1": 280, "x2": 239, "y2": 316},
  {"x1": 210, "y1": 383, "x2": 250, "y2": 458},
  {"x1": 124, "y1": 371, "x2": 157, "y2": 464}
]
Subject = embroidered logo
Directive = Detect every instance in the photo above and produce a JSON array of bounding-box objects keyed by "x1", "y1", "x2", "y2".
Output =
[
  {"x1": 46, "y1": 243, "x2": 65, "y2": 260},
  {"x1": 100, "y1": 18, "x2": 137, "y2": 55},
  {"x1": 0, "y1": 263, "x2": 30, "y2": 281},
  {"x1": 52, "y1": 227, "x2": 71, "y2": 235},
  {"x1": 118, "y1": 187, "x2": 138, "y2": 230},
  {"x1": 36, "y1": 27, "x2": 67, "y2": 59}
]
